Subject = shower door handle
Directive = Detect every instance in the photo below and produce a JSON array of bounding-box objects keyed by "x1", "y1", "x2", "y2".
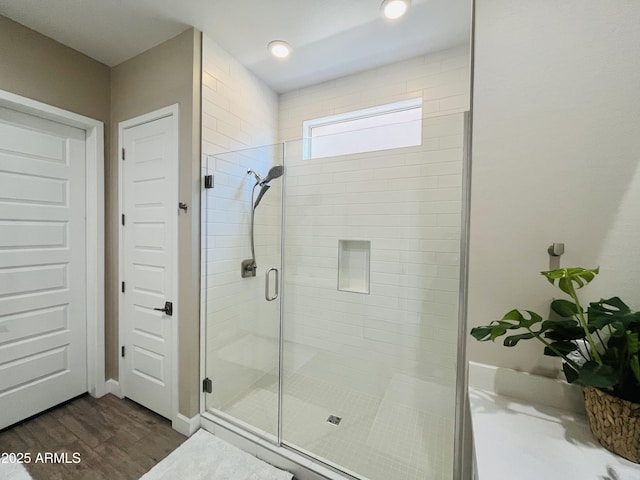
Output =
[{"x1": 265, "y1": 267, "x2": 279, "y2": 301}]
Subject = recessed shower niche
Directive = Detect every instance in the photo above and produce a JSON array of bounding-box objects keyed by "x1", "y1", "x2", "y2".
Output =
[{"x1": 337, "y1": 239, "x2": 370, "y2": 294}]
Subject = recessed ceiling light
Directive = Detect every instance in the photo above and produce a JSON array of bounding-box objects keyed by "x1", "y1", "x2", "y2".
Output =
[
  {"x1": 380, "y1": 0, "x2": 411, "y2": 19},
  {"x1": 268, "y1": 40, "x2": 291, "y2": 59}
]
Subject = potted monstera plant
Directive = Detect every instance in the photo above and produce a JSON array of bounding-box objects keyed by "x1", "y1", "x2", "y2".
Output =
[{"x1": 471, "y1": 267, "x2": 640, "y2": 462}]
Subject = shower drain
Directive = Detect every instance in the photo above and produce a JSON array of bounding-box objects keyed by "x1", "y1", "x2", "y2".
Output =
[{"x1": 327, "y1": 415, "x2": 342, "y2": 425}]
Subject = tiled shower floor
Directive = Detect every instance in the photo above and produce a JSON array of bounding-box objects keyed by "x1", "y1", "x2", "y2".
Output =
[{"x1": 219, "y1": 367, "x2": 455, "y2": 480}]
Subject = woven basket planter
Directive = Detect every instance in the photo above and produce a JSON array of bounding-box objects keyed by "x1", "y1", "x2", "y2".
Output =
[{"x1": 584, "y1": 386, "x2": 640, "y2": 463}]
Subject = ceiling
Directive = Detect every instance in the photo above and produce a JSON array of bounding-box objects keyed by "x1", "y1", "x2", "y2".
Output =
[{"x1": 0, "y1": 0, "x2": 471, "y2": 93}]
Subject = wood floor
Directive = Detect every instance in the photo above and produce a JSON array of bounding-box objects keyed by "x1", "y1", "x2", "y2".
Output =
[{"x1": 0, "y1": 393, "x2": 186, "y2": 480}]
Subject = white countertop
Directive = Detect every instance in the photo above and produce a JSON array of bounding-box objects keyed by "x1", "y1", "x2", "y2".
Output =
[{"x1": 468, "y1": 363, "x2": 640, "y2": 480}]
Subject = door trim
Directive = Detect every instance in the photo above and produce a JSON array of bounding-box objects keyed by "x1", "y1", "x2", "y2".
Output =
[
  {"x1": 0, "y1": 89, "x2": 106, "y2": 398},
  {"x1": 118, "y1": 104, "x2": 179, "y2": 424}
]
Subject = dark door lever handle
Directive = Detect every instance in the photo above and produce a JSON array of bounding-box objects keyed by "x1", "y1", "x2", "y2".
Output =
[{"x1": 154, "y1": 301, "x2": 173, "y2": 316}]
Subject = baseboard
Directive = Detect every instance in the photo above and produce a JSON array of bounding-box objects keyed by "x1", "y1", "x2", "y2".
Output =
[
  {"x1": 173, "y1": 413, "x2": 201, "y2": 437},
  {"x1": 105, "y1": 379, "x2": 123, "y2": 398}
]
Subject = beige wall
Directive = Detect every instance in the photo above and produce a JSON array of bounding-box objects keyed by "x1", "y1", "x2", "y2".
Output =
[
  {"x1": 0, "y1": 15, "x2": 113, "y2": 378},
  {"x1": 0, "y1": 16, "x2": 110, "y2": 123},
  {"x1": 469, "y1": 0, "x2": 640, "y2": 376},
  {"x1": 110, "y1": 28, "x2": 202, "y2": 417}
]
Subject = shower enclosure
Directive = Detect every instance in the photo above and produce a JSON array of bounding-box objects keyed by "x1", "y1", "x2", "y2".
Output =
[{"x1": 201, "y1": 112, "x2": 469, "y2": 480}]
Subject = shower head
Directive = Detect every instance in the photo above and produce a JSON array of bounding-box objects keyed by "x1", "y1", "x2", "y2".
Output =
[
  {"x1": 248, "y1": 165, "x2": 283, "y2": 209},
  {"x1": 259, "y1": 165, "x2": 284, "y2": 185},
  {"x1": 254, "y1": 184, "x2": 271, "y2": 209}
]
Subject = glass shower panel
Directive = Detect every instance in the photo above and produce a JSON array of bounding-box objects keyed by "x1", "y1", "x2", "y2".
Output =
[
  {"x1": 280, "y1": 112, "x2": 467, "y2": 480},
  {"x1": 203, "y1": 144, "x2": 284, "y2": 441}
]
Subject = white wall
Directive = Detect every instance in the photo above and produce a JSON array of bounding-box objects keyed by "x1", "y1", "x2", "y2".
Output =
[
  {"x1": 201, "y1": 35, "x2": 280, "y2": 409},
  {"x1": 469, "y1": 0, "x2": 640, "y2": 376},
  {"x1": 278, "y1": 45, "x2": 471, "y2": 395}
]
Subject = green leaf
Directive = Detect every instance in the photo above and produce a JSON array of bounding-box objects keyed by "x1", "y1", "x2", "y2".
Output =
[
  {"x1": 588, "y1": 314, "x2": 619, "y2": 331},
  {"x1": 600, "y1": 297, "x2": 631, "y2": 312},
  {"x1": 551, "y1": 299, "x2": 579, "y2": 318},
  {"x1": 627, "y1": 331, "x2": 640, "y2": 355},
  {"x1": 541, "y1": 319, "x2": 580, "y2": 329},
  {"x1": 491, "y1": 325, "x2": 511, "y2": 341},
  {"x1": 573, "y1": 361, "x2": 618, "y2": 388},
  {"x1": 545, "y1": 330, "x2": 585, "y2": 341},
  {"x1": 562, "y1": 362, "x2": 579, "y2": 383},
  {"x1": 503, "y1": 332, "x2": 536, "y2": 347},
  {"x1": 541, "y1": 319, "x2": 585, "y2": 341},
  {"x1": 590, "y1": 297, "x2": 631, "y2": 316},
  {"x1": 588, "y1": 297, "x2": 640, "y2": 331},
  {"x1": 544, "y1": 328, "x2": 585, "y2": 341},
  {"x1": 470, "y1": 326, "x2": 499, "y2": 342},
  {"x1": 541, "y1": 267, "x2": 600, "y2": 295},
  {"x1": 543, "y1": 341, "x2": 578, "y2": 357},
  {"x1": 607, "y1": 333, "x2": 627, "y2": 351},
  {"x1": 501, "y1": 309, "x2": 543, "y2": 329},
  {"x1": 471, "y1": 309, "x2": 546, "y2": 343},
  {"x1": 630, "y1": 356, "x2": 640, "y2": 384},
  {"x1": 472, "y1": 308, "x2": 549, "y2": 344},
  {"x1": 470, "y1": 321, "x2": 519, "y2": 342}
]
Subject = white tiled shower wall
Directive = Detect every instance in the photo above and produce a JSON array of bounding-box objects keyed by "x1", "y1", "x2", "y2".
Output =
[
  {"x1": 201, "y1": 37, "x2": 278, "y2": 155},
  {"x1": 278, "y1": 44, "x2": 470, "y2": 393},
  {"x1": 281, "y1": 117, "x2": 466, "y2": 395}
]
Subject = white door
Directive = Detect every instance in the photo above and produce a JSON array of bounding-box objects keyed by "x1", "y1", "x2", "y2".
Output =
[
  {"x1": 120, "y1": 112, "x2": 177, "y2": 420},
  {"x1": 0, "y1": 106, "x2": 87, "y2": 429}
]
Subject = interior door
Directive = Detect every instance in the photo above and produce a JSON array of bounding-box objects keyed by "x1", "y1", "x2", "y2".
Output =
[
  {"x1": 121, "y1": 111, "x2": 177, "y2": 420},
  {"x1": 0, "y1": 105, "x2": 87, "y2": 429}
]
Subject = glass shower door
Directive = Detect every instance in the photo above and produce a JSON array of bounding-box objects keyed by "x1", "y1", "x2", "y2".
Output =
[
  {"x1": 280, "y1": 112, "x2": 467, "y2": 480},
  {"x1": 203, "y1": 144, "x2": 284, "y2": 441}
]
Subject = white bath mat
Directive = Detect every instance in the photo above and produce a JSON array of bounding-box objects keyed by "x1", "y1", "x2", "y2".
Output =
[
  {"x1": 0, "y1": 461, "x2": 33, "y2": 480},
  {"x1": 139, "y1": 429, "x2": 293, "y2": 480}
]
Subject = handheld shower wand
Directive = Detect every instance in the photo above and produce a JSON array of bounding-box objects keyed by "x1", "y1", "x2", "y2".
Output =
[
  {"x1": 241, "y1": 165, "x2": 284, "y2": 278},
  {"x1": 254, "y1": 184, "x2": 271, "y2": 209}
]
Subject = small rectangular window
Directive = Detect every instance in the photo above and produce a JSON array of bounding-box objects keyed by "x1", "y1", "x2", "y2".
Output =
[{"x1": 303, "y1": 98, "x2": 422, "y2": 160}]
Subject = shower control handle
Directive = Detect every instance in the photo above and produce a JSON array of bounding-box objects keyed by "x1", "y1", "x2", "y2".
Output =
[{"x1": 265, "y1": 267, "x2": 279, "y2": 301}]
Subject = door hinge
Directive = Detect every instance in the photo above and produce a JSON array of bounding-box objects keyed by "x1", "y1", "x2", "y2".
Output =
[
  {"x1": 121, "y1": 346, "x2": 125, "y2": 358},
  {"x1": 204, "y1": 175, "x2": 214, "y2": 189},
  {"x1": 122, "y1": 214, "x2": 125, "y2": 226},
  {"x1": 122, "y1": 148, "x2": 125, "y2": 160},
  {"x1": 121, "y1": 281, "x2": 125, "y2": 293},
  {"x1": 202, "y1": 377, "x2": 213, "y2": 393}
]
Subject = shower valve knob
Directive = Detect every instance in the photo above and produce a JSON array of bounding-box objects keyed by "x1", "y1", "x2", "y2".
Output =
[{"x1": 241, "y1": 259, "x2": 257, "y2": 278}]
